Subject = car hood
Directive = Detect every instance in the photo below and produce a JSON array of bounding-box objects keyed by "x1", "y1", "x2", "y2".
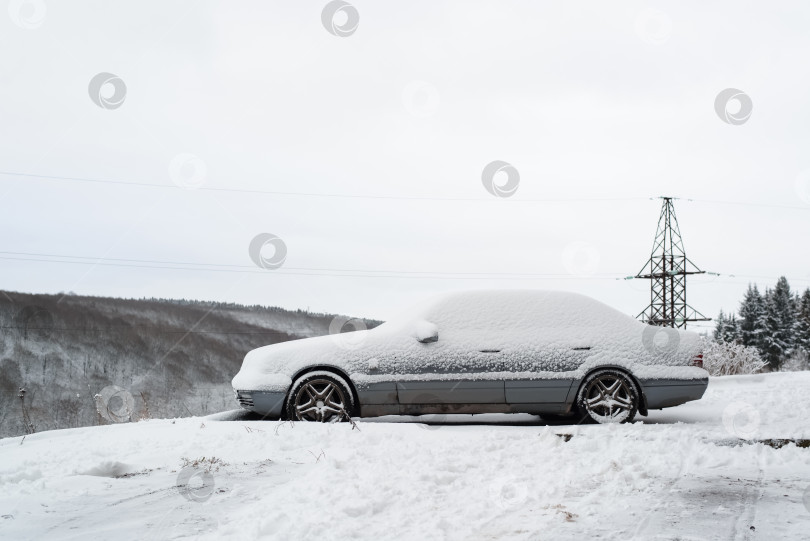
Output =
[{"x1": 232, "y1": 329, "x2": 380, "y2": 392}]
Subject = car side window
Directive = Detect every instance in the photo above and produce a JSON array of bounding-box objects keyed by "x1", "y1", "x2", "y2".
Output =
[{"x1": 425, "y1": 296, "x2": 554, "y2": 339}]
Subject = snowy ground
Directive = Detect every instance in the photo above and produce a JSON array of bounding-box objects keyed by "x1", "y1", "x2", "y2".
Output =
[{"x1": 1, "y1": 372, "x2": 809, "y2": 541}]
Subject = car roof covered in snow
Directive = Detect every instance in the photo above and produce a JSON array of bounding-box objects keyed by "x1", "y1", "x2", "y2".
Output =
[{"x1": 384, "y1": 289, "x2": 637, "y2": 331}]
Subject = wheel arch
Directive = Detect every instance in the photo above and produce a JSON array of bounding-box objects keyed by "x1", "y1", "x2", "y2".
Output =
[
  {"x1": 574, "y1": 365, "x2": 648, "y2": 417},
  {"x1": 288, "y1": 365, "x2": 360, "y2": 416}
]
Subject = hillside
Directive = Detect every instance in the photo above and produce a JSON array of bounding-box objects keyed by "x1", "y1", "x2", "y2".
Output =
[{"x1": 0, "y1": 291, "x2": 380, "y2": 438}]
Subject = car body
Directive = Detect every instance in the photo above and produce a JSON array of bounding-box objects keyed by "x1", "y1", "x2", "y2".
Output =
[{"x1": 232, "y1": 290, "x2": 708, "y2": 423}]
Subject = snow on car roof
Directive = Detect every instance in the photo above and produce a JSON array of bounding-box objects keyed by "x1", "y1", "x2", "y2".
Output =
[{"x1": 384, "y1": 289, "x2": 637, "y2": 330}]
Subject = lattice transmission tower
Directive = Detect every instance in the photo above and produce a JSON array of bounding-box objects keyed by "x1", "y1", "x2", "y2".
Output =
[{"x1": 635, "y1": 197, "x2": 710, "y2": 329}]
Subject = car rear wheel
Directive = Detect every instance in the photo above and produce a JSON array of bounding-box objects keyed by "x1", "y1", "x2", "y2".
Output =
[
  {"x1": 286, "y1": 371, "x2": 355, "y2": 422},
  {"x1": 576, "y1": 369, "x2": 639, "y2": 424}
]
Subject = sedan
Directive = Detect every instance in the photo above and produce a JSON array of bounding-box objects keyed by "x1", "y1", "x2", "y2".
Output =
[{"x1": 232, "y1": 290, "x2": 708, "y2": 424}]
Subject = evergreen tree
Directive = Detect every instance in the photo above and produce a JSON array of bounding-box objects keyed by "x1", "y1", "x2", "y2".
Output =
[
  {"x1": 714, "y1": 310, "x2": 727, "y2": 342},
  {"x1": 738, "y1": 283, "x2": 764, "y2": 348},
  {"x1": 754, "y1": 287, "x2": 771, "y2": 354},
  {"x1": 794, "y1": 288, "x2": 810, "y2": 353},
  {"x1": 774, "y1": 277, "x2": 796, "y2": 356},
  {"x1": 759, "y1": 288, "x2": 780, "y2": 369},
  {"x1": 714, "y1": 311, "x2": 741, "y2": 343},
  {"x1": 760, "y1": 277, "x2": 796, "y2": 370},
  {"x1": 724, "y1": 314, "x2": 740, "y2": 343}
]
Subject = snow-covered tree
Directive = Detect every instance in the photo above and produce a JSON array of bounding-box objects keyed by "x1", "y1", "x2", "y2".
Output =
[
  {"x1": 714, "y1": 310, "x2": 740, "y2": 344},
  {"x1": 782, "y1": 350, "x2": 809, "y2": 372},
  {"x1": 760, "y1": 289, "x2": 781, "y2": 369},
  {"x1": 725, "y1": 314, "x2": 740, "y2": 343},
  {"x1": 738, "y1": 284, "x2": 765, "y2": 348},
  {"x1": 759, "y1": 277, "x2": 796, "y2": 370},
  {"x1": 702, "y1": 339, "x2": 768, "y2": 376},
  {"x1": 793, "y1": 288, "x2": 810, "y2": 354},
  {"x1": 714, "y1": 310, "x2": 727, "y2": 342}
]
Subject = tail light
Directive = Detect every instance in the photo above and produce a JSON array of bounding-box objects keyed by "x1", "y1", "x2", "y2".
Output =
[{"x1": 691, "y1": 353, "x2": 704, "y2": 368}]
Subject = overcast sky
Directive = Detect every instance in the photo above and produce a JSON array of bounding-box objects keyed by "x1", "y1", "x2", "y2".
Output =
[{"x1": 1, "y1": 1, "x2": 809, "y2": 325}]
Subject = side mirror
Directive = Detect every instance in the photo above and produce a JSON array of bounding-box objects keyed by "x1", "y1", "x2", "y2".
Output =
[{"x1": 414, "y1": 320, "x2": 439, "y2": 343}]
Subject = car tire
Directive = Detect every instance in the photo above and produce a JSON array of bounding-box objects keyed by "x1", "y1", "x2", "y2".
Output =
[
  {"x1": 576, "y1": 369, "x2": 640, "y2": 424},
  {"x1": 286, "y1": 371, "x2": 355, "y2": 422}
]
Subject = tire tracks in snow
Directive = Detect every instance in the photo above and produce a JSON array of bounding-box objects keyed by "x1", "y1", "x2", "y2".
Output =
[
  {"x1": 628, "y1": 439, "x2": 696, "y2": 540},
  {"x1": 630, "y1": 439, "x2": 769, "y2": 541},
  {"x1": 729, "y1": 444, "x2": 766, "y2": 541}
]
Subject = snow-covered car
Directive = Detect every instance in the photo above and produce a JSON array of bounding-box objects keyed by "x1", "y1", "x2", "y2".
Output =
[{"x1": 232, "y1": 290, "x2": 708, "y2": 424}]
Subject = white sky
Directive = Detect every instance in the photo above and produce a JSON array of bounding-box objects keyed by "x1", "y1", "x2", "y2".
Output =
[{"x1": 1, "y1": 1, "x2": 809, "y2": 325}]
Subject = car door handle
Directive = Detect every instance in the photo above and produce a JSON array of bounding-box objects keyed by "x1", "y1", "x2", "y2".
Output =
[
  {"x1": 479, "y1": 349, "x2": 501, "y2": 353},
  {"x1": 572, "y1": 346, "x2": 591, "y2": 351}
]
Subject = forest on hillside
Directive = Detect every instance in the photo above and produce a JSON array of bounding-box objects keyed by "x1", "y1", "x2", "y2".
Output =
[
  {"x1": 0, "y1": 291, "x2": 380, "y2": 438},
  {"x1": 713, "y1": 276, "x2": 810, "y2": 371}
]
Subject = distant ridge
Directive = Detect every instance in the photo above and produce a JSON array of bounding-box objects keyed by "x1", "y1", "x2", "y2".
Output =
[{"x1": 0, "y1": 290, "x2": 381, "y2": 438}]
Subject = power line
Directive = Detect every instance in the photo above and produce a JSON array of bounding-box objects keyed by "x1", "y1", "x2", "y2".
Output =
[
  {"x1": 3, "y1": 170, "x2": 810, "y2": 210},
  {"x1": 0, "y1": 170, "x2": 646, "y2": 203},
  {"x1": 679, "y1": 197, "x2": 810, "y2": 211},
  {"x1": 0, "y1": 250, "x2": 614, "y2": 275},
  {"x1": 0, "y1": 251, "x2": 625, "y2": 280},
  {"x1": 3, "y1": 250, "x2": 809, "y2": 284},
  {"x1": 623, "y1": 272, "x2": 810, "y2": 285}
]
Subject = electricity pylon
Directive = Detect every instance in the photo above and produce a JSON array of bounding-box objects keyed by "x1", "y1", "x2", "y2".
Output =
[{"x1": 635, "y1": 197, "x2": 710, "y2": 328}]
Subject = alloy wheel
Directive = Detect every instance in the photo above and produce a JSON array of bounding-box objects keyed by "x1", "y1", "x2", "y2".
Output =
[
  {"x1": 581, "y1": 373, "x2": 636, "y2": 423},
  {"x1": 291, "y1": 378, "x2": 347, "y2": 422}
]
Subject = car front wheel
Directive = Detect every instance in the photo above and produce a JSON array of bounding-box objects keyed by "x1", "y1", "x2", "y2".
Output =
[
  {"x1": 576, "y1": 369, "x2": 639, "y2": 424},
  {"x1": 286, "y1": 371, "x2": 355, "y2": 422}
]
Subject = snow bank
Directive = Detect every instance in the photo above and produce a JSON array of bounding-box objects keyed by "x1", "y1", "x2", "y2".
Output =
[
  {"x1": 78, "y1": 461, "x2": 139, "y2": 478},
  {"x1": 1, "y1": 372, "x2": 809, "y2": 540}
]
